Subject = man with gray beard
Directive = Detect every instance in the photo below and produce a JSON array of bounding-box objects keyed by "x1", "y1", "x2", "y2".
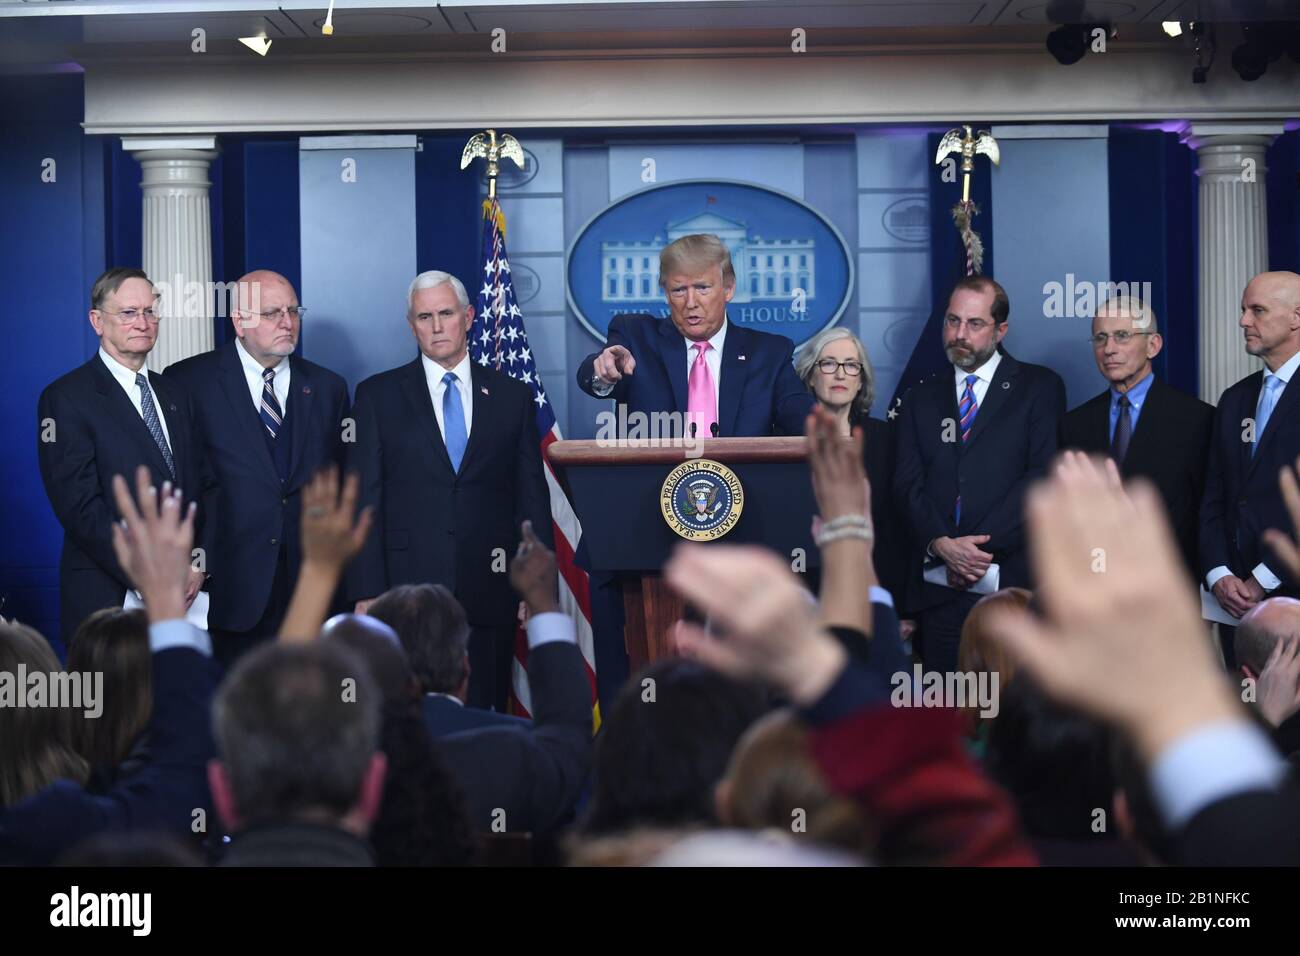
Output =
[{"x1": 894, "y1": 276, "x2": 1065, "y2": 674}]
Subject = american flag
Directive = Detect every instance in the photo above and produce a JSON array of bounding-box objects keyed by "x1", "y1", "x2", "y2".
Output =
[{"x1": 471, "y1": 197, "x2": 600, "y2": 729}]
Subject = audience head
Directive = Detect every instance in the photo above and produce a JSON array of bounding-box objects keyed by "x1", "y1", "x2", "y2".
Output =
[
  {"x1": 88, "y1": 267, "x2": 159, "y2": 368},
  {"x1": 1090, "y1": 292, "x2": 1162, "y2": 390},
  {"x1": 320, "y1": 614, "x2": 475, "y2": 866},
  {"x1": 943, "y1": 275, "x2": 1009, "y2": 371},
  {"x1": 658, "y1": 233, "x2": 736, "y2": 343},
  {"x1": 958, "y1": 587, "x2": 1031, "y2": 691},
  {"x1": 322, "y1": 612, "x2": 421, "y2": 711},
  {"x1": 231, "y1": 269, "x2": 301, "y2": 367},
  {"x1": 796, "y1": 327, "x2": 876, "y2": 424},
  {"x1": 209, "y1": 642, "x2": 386, "y2": 835},
  {"x1": 715, "y1": 709, "x2": 873, "y2": 859},
  {"x1": 581, "y1": 658, "x2": 769, "y2": 835},
  {"x1": 66, "y1": 607, "x2": 151, "y2": 775},
  {"x1": 984, "y1": 679, "x2": 1116, "y2": 842},
  {"x1": 406, "y1": 270, "x2": 474, "y2": 369},
  {"x1": 1240, "y1": 271, "x2": 1300, "y2": 367},
  {"x1": 367, "y1": 584, "x2": 471, "y2": 701},
  {"x1": 0, "y1": 620, "x2": 89, "y2": 808},
  {"x1": 1236, "y1": 597, "x2": 1300, "y2": 680}
]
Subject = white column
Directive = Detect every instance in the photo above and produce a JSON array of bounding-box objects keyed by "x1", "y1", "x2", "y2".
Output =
[
  {"x1": 123, "y1": 136, "x2": 220, "y2": 372},
  {"x1": 1179, "y1": 122, "x2": 1282, "y2": 403}
]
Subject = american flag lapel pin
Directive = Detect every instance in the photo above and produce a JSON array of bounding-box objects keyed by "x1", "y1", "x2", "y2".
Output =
[
  {"x1": 481, "y1": 386, "x2": 490, "y2": 396},
  {"x1": 738, "y1": 354, "x2": 747, "y2": 361}
]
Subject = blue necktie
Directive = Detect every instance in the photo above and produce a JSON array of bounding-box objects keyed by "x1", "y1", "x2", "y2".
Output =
[
  {"x1": 260, "y1": 367, "x2": 283, "y2": 440},
  {"x1": 955, "y1": 374, "x2": 978, "y2": 524},
  {"x1": 442, "y1": 372, "x2": 468, "y2": 472},
  {"x1": 135, "y1": 372, "x2": 176, "y2": 480},
  {"x1": 1252, "y1": 374, "x2": 1283, "y2": 457}
]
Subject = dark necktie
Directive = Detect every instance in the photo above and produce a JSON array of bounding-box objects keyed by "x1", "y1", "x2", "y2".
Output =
[
  {"x1": 260, "y1": 367, "x2": 284, "y2": 440},
  {"x1": 1112, "y1": 394, "x2": 1132, "y2": 464},
  {"x1": 135, "y1": 372, "x2": 176, "y2": 480}
]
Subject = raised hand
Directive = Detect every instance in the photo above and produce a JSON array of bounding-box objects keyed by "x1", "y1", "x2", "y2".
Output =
[
  {"x1": 1257, "y1": 635, "x2": 1300, "y2": 728},
  {"x1": 806, "y1": 405, "x2": 870, "y2": 524},
  {"x1": 1263, "y1": 453, "x2": 1300, "y2": 584},
  {"x1": 301, "y1": 466, "x2": 373, "y2": 573},
  {"x1": 110, "y1": 465, "x2": 196, "y2": 623},
  {"x1": 667, "y1": 543, "x2": 846, "y2": 706},
  {"x1": 986, "y1": 452, "x2": 1242, "y2": 762},
  {"x1": 509, "y1": 520, "x2": 560, "y2": 615}
]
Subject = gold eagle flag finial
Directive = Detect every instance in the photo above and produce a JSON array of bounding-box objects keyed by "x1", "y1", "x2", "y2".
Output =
[
  {"x1": 934, "y1": 125, "x2": 1000, "y2": 275},
  {"x1": 460, "y1": 129, "x2": 526, "y2": 200}
]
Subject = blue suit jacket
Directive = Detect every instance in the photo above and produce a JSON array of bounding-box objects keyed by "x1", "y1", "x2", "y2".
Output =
[
  {"x1": 576, "y1": 314, "x2": 814, "y2": 437},
  {"x1": 893, "y1": 349, "x2": 1066, "y2": 611},
  {"x1": 1200, "y1": 367, "x2": 1300, "y2": 594},
  {"x1": 165, "y1": 342, "x2": 351, "y2": 632},
  {"x1": 421, "y1": 694, "x2": 529, "y2": 739}
]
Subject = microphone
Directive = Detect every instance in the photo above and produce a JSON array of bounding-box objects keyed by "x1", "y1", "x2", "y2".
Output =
[
  {"x1": 710, "y1": 422, "x2": 720, "y2": 438},
  {"x1": 689, "y1": 421, "x2": 697, "y2": 439}
]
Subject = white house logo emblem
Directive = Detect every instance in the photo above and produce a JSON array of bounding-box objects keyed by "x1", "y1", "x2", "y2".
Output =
[{"x1": 567, "y1": 180, "x2": 854, "y2": 348}]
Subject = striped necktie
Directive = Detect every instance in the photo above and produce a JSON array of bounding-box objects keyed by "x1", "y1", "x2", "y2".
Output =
[
  {"x1": 260, "y1": 367, "x2": 284, "y2": 440},
  {"x1": 134, "y1": 372, "x2": 176, "y2": 480},
  {"x1": 955, "y1": 374, "x2": 978, "y2": 524}
]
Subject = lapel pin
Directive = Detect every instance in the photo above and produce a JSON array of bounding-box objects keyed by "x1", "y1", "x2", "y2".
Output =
[
  {"x1": 169, "y1": 404, "x2": 177, "y2": 412},
  {"x1": 1001, "y1": 381, "x2": 1010, "y2": 390},
  {"x1": 481, "y1": 387, "x2": 490, "y2": 396},
  {"x1": 303, "y1": 385, "x2": 312, "y2": 395},
  {"x1": 738, "y1": 355, "x2": 747, "y2": 361}
]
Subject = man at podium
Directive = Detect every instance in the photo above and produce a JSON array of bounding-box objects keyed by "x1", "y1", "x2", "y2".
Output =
[{"x1": 576, "y1": 233, "x2": 813, "y2": 438}]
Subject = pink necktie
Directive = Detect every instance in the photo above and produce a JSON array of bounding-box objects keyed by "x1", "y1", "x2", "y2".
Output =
[{"x1": 687, "y1": 341, "x2": 717, "y2": 437}]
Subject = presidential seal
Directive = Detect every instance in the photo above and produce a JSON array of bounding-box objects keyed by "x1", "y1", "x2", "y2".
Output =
[{"x1": 660, "y1": 459, "x2": 744, "y2": 541}]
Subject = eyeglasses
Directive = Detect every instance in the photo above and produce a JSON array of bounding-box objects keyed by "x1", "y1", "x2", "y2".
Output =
[
  {"x1": 99, "y1": 308, "x2": 161, "y2": 324},
  {"x1": 667, "y1": 284, "x2": 717, "y2": 301},
  {"x1": 816, "y1": 359, "x2": 863, "y2": 377},
  {"x1": 944, "y1": 315, "x2": 991, "y2": 333},
  {"x1": 244, "y1": 307, "x2": 306, "y2": 320},
  {"x1": 1089, "y1": 331, "x2": 1152, "y2": 347}
]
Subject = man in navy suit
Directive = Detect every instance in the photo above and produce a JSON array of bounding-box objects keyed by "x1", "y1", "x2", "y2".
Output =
[
  {"x1": 367, "y1": 582, "x2": 529, "y2": 737},
  {"x1": 894, "y1": 275, "x2": 1066, "y2": 674},
  {"x1": 165, "y1": 270, "x2": 350, "y2": 667},
  {"x1": 37, "y1": 268, "x2": 213, "y2": 644},
  {"x1": 1059, "y1": 294, "x2": 1214, "y2": 579},
  {"x1": 1200, "y1": 271, "x2": 1300, "y2": 664},
  {"x1": 346, "y1": 271, "x2": 553, "y2": 712},
  {"x1": 576, "y1": 233, "x2": 813, "y2": 438}
]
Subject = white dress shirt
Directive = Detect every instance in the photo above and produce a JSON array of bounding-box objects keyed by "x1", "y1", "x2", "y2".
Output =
[
  {"x1": 424, "y1": 351, "x2": 474, "y2": 440},
  {"x1": 593, "y1": 318, "x2": 729, "y2": 413},
  {"x1": 1205, "y1": 347, "x2": 1300, "y2": 593},
  {"x1": 99, "y1": 348, "x2": 172, "y2": 450},
  {"x1": 1149, "y1": 720, "x2": 1285, "y2": 830},
  {"x1": 952, "y1": 348, "x2": 1002, "y2": 409},
  {"x1": 235, "y1": 337, "x2": 290, "y2": 414}
]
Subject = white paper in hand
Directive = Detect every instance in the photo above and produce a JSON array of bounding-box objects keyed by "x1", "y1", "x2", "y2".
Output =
[
  {"x1": 923, "y1": 562, "x2": 1001, "y2": 595},
  {"x1": 123, "y1": 589, "x2": 210, "y2": 630},
  {"x1": 1199, "y1": 585, "x2": 1240, "y2": 626}
]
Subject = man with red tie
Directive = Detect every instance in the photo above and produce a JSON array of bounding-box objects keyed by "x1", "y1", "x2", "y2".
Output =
[{"x1": 576, "y1": 234, "x2": 813, "y2": 439}]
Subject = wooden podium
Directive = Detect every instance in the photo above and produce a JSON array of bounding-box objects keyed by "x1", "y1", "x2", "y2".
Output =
[{"x1": 546, "y1": 437, "x2": 815, "y2": 673}]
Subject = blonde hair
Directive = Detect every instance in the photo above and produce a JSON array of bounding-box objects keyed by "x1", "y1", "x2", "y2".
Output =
[
  {"x1": 659, "y1": 234, "x2": 735, "y2": 287},
  {"x1": 796, "y1": 327, "x2": 876, "y2": 420}
]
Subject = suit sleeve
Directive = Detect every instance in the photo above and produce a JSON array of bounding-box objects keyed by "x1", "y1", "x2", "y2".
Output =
[
  {"x1": 509, "y1": 640, "x2": 593, "y2": 832},
  {"x1": 345, "y1": 381, "x2": 388, "y2": 602},
  {"x1": 514, "y1": 387, "x2": 554, "y2": 550},
  {"x1": 893, "y1": 387, "x2": 952, "y2": 552},
  {"x1": 575, "y1": 315, "x2": 632, "y2": 403},
  {"x1": 771, "y1": 337, "x2": 816, "y2": 436},
  {"x1": 1199, "y1": 401, "x2": 1233, "y2": 581},
  {"x1": 980, "y1": 371, "x2": 1066, "y2": 559},
  {"x1": 36, "y1": 383, "x2": 131, "y2": 588}
]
